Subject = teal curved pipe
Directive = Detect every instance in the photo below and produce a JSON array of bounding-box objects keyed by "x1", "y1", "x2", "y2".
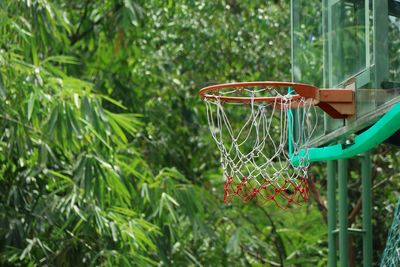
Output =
[
  {"x1": 291, "y1": 101, "x2": 400, "y2": 166},
  {"x1": 287, "y1": 87, "x2": 295, "y2": 156}
]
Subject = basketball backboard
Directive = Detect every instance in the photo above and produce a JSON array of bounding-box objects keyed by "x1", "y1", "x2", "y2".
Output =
[{"x1": 291, "y1": 0, "x2": 400, "y2": 147}]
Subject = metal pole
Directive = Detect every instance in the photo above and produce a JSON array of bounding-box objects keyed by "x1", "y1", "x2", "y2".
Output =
[
  {"x1": 362, "y1": 152, "x2": 372, "y2": 267},
  {"x1": 339, "y1": 158, "x2": 349, "y2": 266},
  {"x1": 327, "y1": 160, "x2": 337, "y2": 267}
]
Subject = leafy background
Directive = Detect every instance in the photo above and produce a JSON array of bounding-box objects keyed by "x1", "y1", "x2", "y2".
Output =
[{"x1": 0, "y1": 0, "x2": 399, "y2": 266}]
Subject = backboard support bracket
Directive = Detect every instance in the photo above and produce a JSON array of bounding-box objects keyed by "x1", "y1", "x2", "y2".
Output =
[{"x1": 318, "y1": 89, "x2": 355, "y2": 118}]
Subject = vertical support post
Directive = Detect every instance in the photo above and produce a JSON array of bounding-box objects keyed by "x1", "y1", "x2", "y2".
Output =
[
  {"x1": 362, "y1": 152, "x2": 372, "y2": 267},
  {"x1": 322, "y1": 0, "x2": 328, "y2": 88},
  {"x1": 338, "y1": 158, "x2": 349, "y2": 267},
  {"x1": 327, "y1": 0, "x2": 333, "y2": 87},
  {"x1": 364, "y1": 0, "x2": 370, "y2": 69},
  {"x1": 327, "y1": 160, "x2": 337, "y2": 267},
  {"x1": 290, "y1": 0, "x2": 298, "y2": 82},
  {"x1": 355, "y1": 0, "x2": 366, "y2": 73},
  {"x1": 374, "y1": 0, "x2": 389, "y2": 89}
]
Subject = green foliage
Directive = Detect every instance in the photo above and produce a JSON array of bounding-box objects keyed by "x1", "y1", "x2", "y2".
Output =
[
  {"x1": 1, "y1": 0, "x2": 399, "y2": 266},
  {"x1": 0, "y1": 1, "x2": 157, "y2": 266}
]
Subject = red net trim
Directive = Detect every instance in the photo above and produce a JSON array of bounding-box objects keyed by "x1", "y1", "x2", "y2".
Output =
[{"x1": 223, "y1": 176, "x2": 309, "y2": 209}]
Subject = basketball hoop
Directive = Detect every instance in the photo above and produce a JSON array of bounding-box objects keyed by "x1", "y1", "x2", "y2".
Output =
[{"x1": 199, "y1": 81, "x2": 355, "y2": 208}]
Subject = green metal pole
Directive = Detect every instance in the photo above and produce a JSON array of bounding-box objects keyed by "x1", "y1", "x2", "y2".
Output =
[
  {"x1": 338, "y1": 158, "x2": 349, "y2": 267},
  {"x1": 362, "y1": 152, "x2": 372, "y2": 267},
  {"x1": 327, "y1": 160, "x2": 337, "y2": 267}
]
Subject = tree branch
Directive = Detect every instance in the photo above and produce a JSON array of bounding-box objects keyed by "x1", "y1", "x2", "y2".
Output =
[
  {"x1": 257, "y1": 206, "x2": 287, "y2": 265},
  {"x1": 348, "y1": 197, "x2": 361, "y2": 225},
  {"x1": 235, "y1": 206, "x2": 286, "y2": 266},
  {"x1": 69, "y1": 4, "x2": 123, "y2": 45},
  {"x1": 309, "y1": 175, "x2": 328, "y2": 223},
  {"x1": 240, "y1": 245, "x2": 282, "y2": 266},
  {"x1": 75, "y1": 0, "x2": 90, "y2": 37}
]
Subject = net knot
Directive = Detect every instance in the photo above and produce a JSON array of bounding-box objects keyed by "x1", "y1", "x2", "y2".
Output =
[
  {"x1": 283, "y1": 94, "x2": 293, "y2": 102},
  {"x1": 250, "y1": 190, "x2": 258, "y2": 197}
]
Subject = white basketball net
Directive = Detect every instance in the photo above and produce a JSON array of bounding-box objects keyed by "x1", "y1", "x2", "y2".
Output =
[{"x1": 204, "y1": 86, "x2": 318, "y2": 208}]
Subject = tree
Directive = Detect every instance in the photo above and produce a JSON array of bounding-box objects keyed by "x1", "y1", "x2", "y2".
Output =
[
  {"x1": 0, "y1": 1, "x2": 157, "y2": 265},
  {"x1": 1, "y1": 0, "x2": 399, "y2": 266}
]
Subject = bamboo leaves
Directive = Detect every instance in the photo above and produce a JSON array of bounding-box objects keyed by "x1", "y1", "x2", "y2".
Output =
[
  {"x1": 0, "y1": 2, "x2": 157, "y2": 265},
  {"x1": 0, "y1": 71, "x2": 6, "y2": 98}
]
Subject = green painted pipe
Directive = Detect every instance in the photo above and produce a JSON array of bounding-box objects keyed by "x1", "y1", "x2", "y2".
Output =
[
  {"x1": 288, "y1": 87, "x2": 295, "y2": 157},
  {"x1": 362, "y1": 152, "x2": 372, "y2": 267},
  {"x1": 338, "y1": 158, "x2": 349, "y2": 267},
  {"x1": 291, "y1": 101, "x2": 400, "y2": 164},
  {"x1": 327, "y1": 160, "x2": 337, "y2": 267}
]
